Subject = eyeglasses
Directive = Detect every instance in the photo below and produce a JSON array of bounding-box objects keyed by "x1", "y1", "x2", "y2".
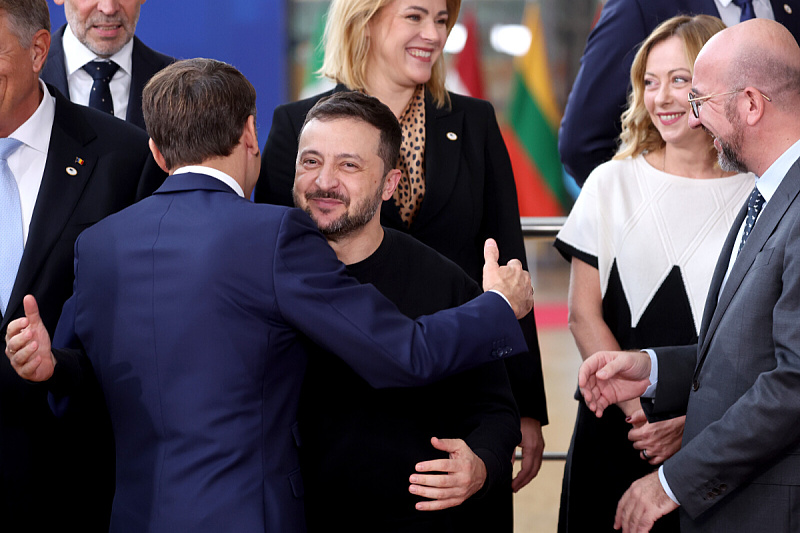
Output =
[{"x1": 688, "y1": 90, "x2": 771, "y2": 118}]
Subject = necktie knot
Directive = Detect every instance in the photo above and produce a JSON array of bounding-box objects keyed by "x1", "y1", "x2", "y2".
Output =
[
  {"x1": 0, "y1": 137, "x2": 23, "y2": 161},
  {"x1": 82, "y1": 60, "x2": 120, "y2": 82},
  {"x1": 732, "y1": 0, "x2": 756, "y2": 22}
]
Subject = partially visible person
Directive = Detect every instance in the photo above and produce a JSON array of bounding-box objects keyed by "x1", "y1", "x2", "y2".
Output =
[
  {"x1": 293, "y1": 91, "x2": 521, "y2": 532},
  {"x1": 257, "y1": 1, "x2": 548, "y2": 522},
  {"x1": 0, "y1": 0, "x2": 165, "y2": 531},
  {"x1": 579, "y1": 17, "x2": 800, "y2": 533},
  {"x1": 5, "y1": 58, "x2": 534, "y2": 533},
  {"x1": 554, "y1": 14, "x2": 751, "y2": 533},
  {"x1": 41, "y1": 0, "x2": 174, "y2": 129},
  {"x1": 558, "y1": 0, "x2": 800, "y2": 186}
]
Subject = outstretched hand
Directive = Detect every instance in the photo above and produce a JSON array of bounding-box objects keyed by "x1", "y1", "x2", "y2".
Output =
[
  {"x1": 579, "y1": 350, "x2": 652, "y2": 417},
  {"x1": 409, "y1": 437, "x2": 487, "y2": 511},
  {"x1": 482, "y1": 238, "x2": 533, "y2": 319},
  {"x1": 5, "y1": 295, "x2": 55, "y2": 382}
]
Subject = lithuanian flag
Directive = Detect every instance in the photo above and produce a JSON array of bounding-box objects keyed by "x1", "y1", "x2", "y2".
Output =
[{"x1": 504, "y1": 4, "x2": 572, "y2": 216}]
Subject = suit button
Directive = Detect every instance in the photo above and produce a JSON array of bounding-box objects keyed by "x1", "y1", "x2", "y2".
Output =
[{"x1": 692, "y1": 379, "x2": 699, "y2": 391}]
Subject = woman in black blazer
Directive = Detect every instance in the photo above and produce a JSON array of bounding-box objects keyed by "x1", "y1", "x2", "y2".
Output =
[{"x1": 256, "y1": 0, "x2": 548, "y2": 527}]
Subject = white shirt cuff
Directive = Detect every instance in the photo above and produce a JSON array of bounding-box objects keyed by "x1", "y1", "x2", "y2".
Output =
[
  {"x1": 658, "y1": 465, "x2": 680, "y2": 505},
  {"x1": 488, "y1": 289, "x2": 511, "y2": 309},
  {"x1": 642, "y1": 349, "x2": 659, "y2": 398}
]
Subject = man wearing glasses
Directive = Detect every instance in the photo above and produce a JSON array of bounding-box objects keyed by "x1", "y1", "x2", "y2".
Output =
[{"x1": 578, "y1": 18, "x2": 800, "y2": 533}]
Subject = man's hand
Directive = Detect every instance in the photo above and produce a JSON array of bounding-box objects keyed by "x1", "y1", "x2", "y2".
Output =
[
  {"x1": 614, "y1": 471, "x2": 678, "y2": 532},
  {"x1": 579, "y1": 350, "x2": 652, "y2": 417},
  {"x1": 409, "y1": 437, "x2": 487, "y2": 511},
  {"x1": 5, "y1": 295, "x2": 55, "y2": 382},
  {"x1": 628, "y1": 411, "x2": 685, "y2": 465},
  {"x1": 482, "y1": 238, "x2": 533, "y2": 319},
  {"x1": 511, "y1": 417, "x2": 544, "y2": 492}
]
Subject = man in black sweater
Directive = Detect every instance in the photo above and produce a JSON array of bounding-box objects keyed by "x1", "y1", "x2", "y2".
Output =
[{"x1": 292, "y1": 91, "x2": 523, "y2": 532}]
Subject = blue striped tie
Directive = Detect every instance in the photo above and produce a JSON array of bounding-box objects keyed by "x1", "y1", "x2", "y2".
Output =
[{"x1": 0, "y1": 137, "x2": 24, "y2": 315}]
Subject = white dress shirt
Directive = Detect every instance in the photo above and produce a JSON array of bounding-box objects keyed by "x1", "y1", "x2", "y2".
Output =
[
  {"x1": 61, "y1": 24, "x2": 134, "y2": 121},
  {"x1": 8, "y1": 81, "x2": 56, "y2": 245},
  {"x1": 714, "y1": 0, "x2": 775, "y2": 27},
  {"x1": 172, "y1": 166, "x2": 245, "y2": 198}
]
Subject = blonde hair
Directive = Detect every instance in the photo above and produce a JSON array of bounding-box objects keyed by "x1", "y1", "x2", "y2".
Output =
[
  {"x1": 320, "y1": 0, "x2": 461, "y2": 108},
  {"x1": 615, "y1": 14, "x2": 726, "y2": 160}
]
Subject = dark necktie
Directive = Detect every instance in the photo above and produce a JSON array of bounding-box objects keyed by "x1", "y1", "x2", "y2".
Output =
[
  {"x1": 732, "y1": 0, "x2": 756, "y2": 22},
  {"x1": 738, "y1": 186, "x2": 765, "y2": 255},
  {"x1": 82, "y1": 60, "x2": 120, "y2": 115},
  {"x1": 0, "y1": 137, "x2": 24, "y2": 315}
]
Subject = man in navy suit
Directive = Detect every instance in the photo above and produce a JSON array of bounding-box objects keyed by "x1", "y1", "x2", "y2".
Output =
[
  {"x1": 6, "y1": 58, "x2": 534, "y2": 533},
  {"x1": 559, "y1": 0, "x2": 800, "y2": 186},
  {"x1": 0, "y1": 0, "x2": 164, "y2": 531},
  {"x1": 41, "y1": 0, "x2": 173, "y2": 129}
]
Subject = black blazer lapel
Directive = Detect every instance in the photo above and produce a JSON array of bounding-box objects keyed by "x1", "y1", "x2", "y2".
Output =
[
  {"x1": 4, "y1": 92, "x2": 97, "y2": 327},
  {"x1": 698, "y1": 163, "x2": 800, "y2": 362},
  {"x1": 413, "y1": 92, "x2": 463, "y2": 228},
  {"x1": 40, "y1": 25, "x2": 70, "y2": 99},
  {"x1": 126, "y1": 36, "x2": 172, "y2": 130}
]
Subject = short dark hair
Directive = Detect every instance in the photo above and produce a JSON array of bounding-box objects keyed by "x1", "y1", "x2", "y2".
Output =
[
  {"x1": 143, "y1": 58, "x2": 257, "y2": 170},
  {"x1": 302, "y1": 91, "x2": 401, "y2": 175},
  {"x1": 0, "y1": 0, "x2": 50, "y2": 47}
]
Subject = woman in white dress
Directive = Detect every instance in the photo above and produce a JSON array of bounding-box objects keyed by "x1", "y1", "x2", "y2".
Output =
[{"x1": 555, "y1": 14, "x2": 752, "y2": 533}]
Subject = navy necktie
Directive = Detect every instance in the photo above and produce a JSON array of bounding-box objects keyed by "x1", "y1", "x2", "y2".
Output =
[
  {"x1": 82, "y1": 60, "x2": 120, "y2": 115},
  {"x1": 738, "y1": 186, "x2": 765, "y2": 255},
  {"x1": 0, "y1": 137, "x2": 24, "y2": 315},
  {"x1": 732, "y1": 0, "x2": 756, "y2": 22}
]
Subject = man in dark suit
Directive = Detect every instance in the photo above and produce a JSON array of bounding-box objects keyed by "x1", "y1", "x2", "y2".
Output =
[
  {"x1": 293, "y1": 92, "x2": 521, "y2": 532},
  {"x1": 0, "y1": 0, "x2": 164, "y2": 531},
  {"x1": 559, "y1": 0, "x2": 800, "y2": 186},
  {"x1": 578, "y1": 19, "x2": 800, "y2": 532},
  {"x1": 6, "y1": 58, "x2": 535, "y2": 533},
  {"x1": 41, "y1": 0, "x2": 173, "y2": 129}
]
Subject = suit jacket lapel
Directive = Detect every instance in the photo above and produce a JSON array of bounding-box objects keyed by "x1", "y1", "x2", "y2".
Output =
[
  {"x1": 127, "y1": 37, "x2": 157, "y2": 129},
  {"x1": 4, "y1": 93, "x2": 97, "y2": 328},
  {"x1": 698, "y1": 163, "x2": 800, "y2": 363},
  {"x1": 40, "y1": 25, "x2": 70, "y2": 99}
]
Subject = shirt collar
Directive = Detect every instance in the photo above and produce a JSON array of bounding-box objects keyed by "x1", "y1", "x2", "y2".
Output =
[
  {"x1": 9, "y1": 81, "x2": 55, "y2": 155},
  {"x1": 62, "y1": 23, "x2": 134, "y2": 76},
  {"x1": 755, "y1": 138, "x2": 800, "y2": 201},
  {"x1": 172, "y1": 165, "x2": 245, "y2": 198}
]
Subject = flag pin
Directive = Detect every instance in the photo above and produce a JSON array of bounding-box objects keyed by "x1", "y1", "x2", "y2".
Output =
[
  {"x1": 66, "y1": 166, "x2": 78, "y2": 176},
  {"x1": 75, "y1": 157, "x2": 84, "y2": 165},
  {"x1": 786, "y1": 4, "x2": 792, "y2": 14},
  {"x1": 446, "y1": 132, "x2": 457, "y2": 141}
]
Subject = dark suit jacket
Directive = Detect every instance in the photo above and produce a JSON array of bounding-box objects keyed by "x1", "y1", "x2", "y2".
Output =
[
  {"x1": 645, "y1": 159, "x2": 800, "y2": 532},
  {"x1": 559, "y1": 0, "x2": 800, "y2": 185},
  {"x1": 257, "y1": 87, "x2": 548, "y2": 424},
  {"x1": 41, "y1": 24, "x2": 175, "y2": 130},
  {"x1": 0, "y1": 87, "x2": 166, "y2": 532},
  {"x1": 49, "y1": 172, "x2": 527, "y2": 533}
]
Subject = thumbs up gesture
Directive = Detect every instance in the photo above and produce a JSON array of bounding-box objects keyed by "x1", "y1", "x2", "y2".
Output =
[
  {"x1": 5, "y1": 295, "x2": 55, "y2": 382},
  {"x1": 482, "y1": 238, "x2": 533, "y2": 319}
]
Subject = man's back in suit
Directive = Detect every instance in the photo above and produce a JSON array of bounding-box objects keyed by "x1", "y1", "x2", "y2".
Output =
[{"x1": 42, "y1": 1, "x2": 173, "y2": 128}]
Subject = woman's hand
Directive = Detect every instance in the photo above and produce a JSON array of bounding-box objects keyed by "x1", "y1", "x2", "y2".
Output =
[{"x1": 627, "y1": 410, "x2": 685, "y2": 465}]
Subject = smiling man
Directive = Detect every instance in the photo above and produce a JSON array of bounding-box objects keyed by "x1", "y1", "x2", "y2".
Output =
[{"x1": 41, "y1": 0, "x2": 173, "y2": 129}]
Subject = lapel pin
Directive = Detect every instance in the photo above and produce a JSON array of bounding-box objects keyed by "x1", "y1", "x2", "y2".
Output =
[
  {"x1": 75, "y1": 157, "x2": 84, "y2": 165},
  {"x1": 786, "y1": 4, "x2": 792, "y2": 14},
  {"x1": 66, "y1": 166, "x2": 77, "y2": 176},
  {"x1": 446, "y1": 132, "x2": 458, "y2": 141}
]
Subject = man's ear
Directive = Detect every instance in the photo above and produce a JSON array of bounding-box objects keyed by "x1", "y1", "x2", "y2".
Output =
[
  {"x1": 242, "y1": 115, "x2": 260, "y2": 156},
  {"x1": 30, "y1": 29, "x2": 50, "y2": 74},
  {"x1": 743, "y1": 86, "x2": 768, "y2": 126},
  {"x1": 148, "y1": 138, "x2": 171, "y2": 174},
  {"x1": 382, "y1": 168, "x2": 401, "y2": 200}
]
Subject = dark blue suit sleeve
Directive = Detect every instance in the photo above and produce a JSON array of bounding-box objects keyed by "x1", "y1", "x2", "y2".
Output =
[
  {"x1": 558, "y1": 0, "x2": 649, "y2": 185},
  {"x1": 272, "y1": 209, "x2": 527, "y2": 388}
]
